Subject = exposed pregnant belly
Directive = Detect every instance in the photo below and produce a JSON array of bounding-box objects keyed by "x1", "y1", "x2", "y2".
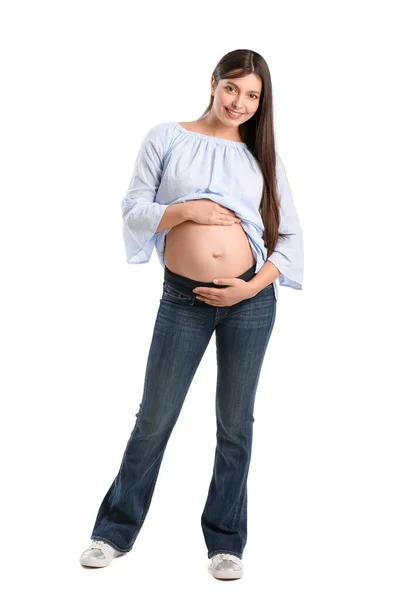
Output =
[{"x1": 164, "y1": 220, "x2": 256, "y2": 281}]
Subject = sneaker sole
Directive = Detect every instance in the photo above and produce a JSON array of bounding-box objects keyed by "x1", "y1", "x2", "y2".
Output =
[
  {"x1": 210, "y1": 568, "x2": 243, "y2": 579},
  {"x1": 80, "y1": 551, "x2": 124, "y2": 568}
]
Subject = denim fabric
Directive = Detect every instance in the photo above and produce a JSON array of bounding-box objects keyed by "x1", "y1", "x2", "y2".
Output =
[{"x1": 91, "y1": 264, "x2": 277, "y2": 560}]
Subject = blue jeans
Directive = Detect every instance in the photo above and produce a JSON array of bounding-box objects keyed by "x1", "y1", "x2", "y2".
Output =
[{"x1": 91, "y1": 264, "x2": 277, "y2": 560}]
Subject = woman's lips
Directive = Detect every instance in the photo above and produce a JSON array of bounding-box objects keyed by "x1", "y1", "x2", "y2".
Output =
[{"x1": 224, "y1": 106, "x2": 244, "y2": 119}]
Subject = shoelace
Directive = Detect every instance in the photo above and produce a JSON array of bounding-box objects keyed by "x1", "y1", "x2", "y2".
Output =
[
  {"x1": 90, "y1": 540, "x2": 109, "y2": 556},
  {"x1": 212, "y1": 553, "x2": 242, "y2": 567}
]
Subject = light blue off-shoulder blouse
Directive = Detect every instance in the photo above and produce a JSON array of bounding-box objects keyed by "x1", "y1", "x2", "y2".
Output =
[{"x1": 121, "y1": 121, "x2": 304, "y2": 301}]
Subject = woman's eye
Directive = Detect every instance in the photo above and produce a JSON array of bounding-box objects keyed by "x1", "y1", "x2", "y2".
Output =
[{"x1": 226, "y1": 86, "x2": 258, "y2": 100}]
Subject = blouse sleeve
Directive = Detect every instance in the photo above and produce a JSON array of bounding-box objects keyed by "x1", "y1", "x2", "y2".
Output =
[
  {"x1": 121, "y1": 124, "x2": 169, "y2": 264},
  {"x1": 267, "y1": 153, "x2": 304, "y2": 290}
]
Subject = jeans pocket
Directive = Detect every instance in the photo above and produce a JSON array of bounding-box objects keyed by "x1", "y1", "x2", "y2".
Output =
[
  {"x1": 163, "y1": 281, "x2": 191, "y2": 300},
  {"x1": 250, "y1": 282, "x2": 273, "y2": 300},
  {"x1": 252, "y1": 282, "x2": 272, "y2": 293}
]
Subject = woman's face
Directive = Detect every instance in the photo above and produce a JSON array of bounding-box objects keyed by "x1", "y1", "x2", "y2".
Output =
[{"x1": 211, "y1": 73, "x2": 262, "y2": 127}]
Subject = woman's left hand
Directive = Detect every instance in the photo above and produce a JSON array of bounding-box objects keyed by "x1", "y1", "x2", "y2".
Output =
[{"x1": 193, "y1": 278, "x2": 254, "y2": 306}]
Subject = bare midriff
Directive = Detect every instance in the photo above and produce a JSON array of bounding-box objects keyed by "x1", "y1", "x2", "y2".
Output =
[
  {"x1": 164, "y1": 220, "x2": 256, "y2": 282},
  {"x1": 164, "y1": 120, "x2": 256, "y2": 280}
]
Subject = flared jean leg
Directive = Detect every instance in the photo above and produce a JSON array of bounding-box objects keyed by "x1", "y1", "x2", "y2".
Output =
[
  {"x1": 90, "y1": 296, "x2": 214, "y2": 553},
  {"x1": 201, "y1": 286, "x2": 277, "y2": 559}
]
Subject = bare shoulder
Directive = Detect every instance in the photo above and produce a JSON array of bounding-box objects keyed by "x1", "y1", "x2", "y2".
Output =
[
  {"x1": 177, "y1": 121, "x2": 203, "y2": 133},
  {"x1": 177, "y1": 120, "x2": 244, "y2": 143}
]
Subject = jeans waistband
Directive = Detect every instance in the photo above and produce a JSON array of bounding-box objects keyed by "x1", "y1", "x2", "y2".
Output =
[{"x1": 164, "y1": 263, "x2": 257, "y2": 295}]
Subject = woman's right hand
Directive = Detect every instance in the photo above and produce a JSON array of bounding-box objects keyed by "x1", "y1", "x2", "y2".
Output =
[{"x1": 187, "y1": 199, "x2": 241, "y2": 226}]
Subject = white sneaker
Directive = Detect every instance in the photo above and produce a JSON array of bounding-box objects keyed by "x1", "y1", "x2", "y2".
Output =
[
  {"x1": 80, "y1": 539, "x2": 124, "y2": 568},
  {"x1": 209, "y1": 553, "x2": 244, "y2": 579}
]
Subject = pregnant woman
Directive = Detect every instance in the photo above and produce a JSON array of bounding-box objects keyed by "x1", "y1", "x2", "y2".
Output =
[{"x1": 80, "y1": 48, "x2": 304, "y2": 580}]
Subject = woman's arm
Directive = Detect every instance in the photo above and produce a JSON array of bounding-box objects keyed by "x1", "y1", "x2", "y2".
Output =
[
  {"x1": 264, "y1": 153, "x2": 304, "y2": 289},
  {"x1": 155, "y1": 202, "x2": 192, "y2": 233},
  {"x1": 121, "y1": 123, "x2": 170, "y2": 264}
]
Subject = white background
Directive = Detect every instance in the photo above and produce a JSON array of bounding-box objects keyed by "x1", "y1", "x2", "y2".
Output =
[{"x1": 1, "y1": 0, "x2": 399, "y2": 598}]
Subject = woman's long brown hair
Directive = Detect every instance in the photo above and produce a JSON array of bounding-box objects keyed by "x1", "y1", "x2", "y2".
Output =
[{"x1": 198, "y1": 48, "x2": 293, "y2": 258}]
